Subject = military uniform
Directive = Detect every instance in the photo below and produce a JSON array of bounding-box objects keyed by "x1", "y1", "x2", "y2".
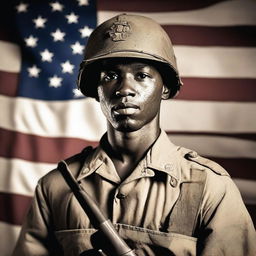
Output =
[{"x1": 13, "y1": 130, "x2": 256, "y2": 255}]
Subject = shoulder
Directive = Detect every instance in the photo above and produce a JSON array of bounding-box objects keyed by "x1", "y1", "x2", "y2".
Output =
[
  {"x1": 38, "y1": 146, "x2": 95, "y2": 190},
  {"x1": 178, "y1": 147, "x2": 230, "y2": 177},
  {"x1": 176, "y1": 147, "x2": 235, "y2": 200}
]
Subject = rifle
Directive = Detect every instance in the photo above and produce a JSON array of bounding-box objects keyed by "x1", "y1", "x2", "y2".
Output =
[{"x1": 59, "y1": 161, "x2": 137, "y2": 256}]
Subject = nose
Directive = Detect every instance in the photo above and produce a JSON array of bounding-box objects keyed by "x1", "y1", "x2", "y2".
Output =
[{"x1": 115, "y1": 75, "x2": 136, "y2": 97}]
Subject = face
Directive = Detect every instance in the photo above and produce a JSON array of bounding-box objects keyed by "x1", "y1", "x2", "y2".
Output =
[{"x1": 97, "y1": 59, "x2": 169, "y2": 132}]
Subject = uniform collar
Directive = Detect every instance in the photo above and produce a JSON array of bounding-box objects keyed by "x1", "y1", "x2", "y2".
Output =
[{"x1": 77, "y1": 130, "x2": 184, "y2": 186}]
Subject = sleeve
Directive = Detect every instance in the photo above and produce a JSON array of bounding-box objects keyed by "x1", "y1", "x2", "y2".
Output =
[
  {"x1": 12, "y1": 181, "x2": 62, "y2": 256},
  {"x1": 197, "y1": 174, "x2": 256, "y2": 256}
]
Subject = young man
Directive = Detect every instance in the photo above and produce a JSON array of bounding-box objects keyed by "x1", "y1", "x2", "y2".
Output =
[{"x1": 13, "y1": 14, "x2": 256, "y2": 256}]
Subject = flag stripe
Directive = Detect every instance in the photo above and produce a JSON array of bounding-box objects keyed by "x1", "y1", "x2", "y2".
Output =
[
  {"x1": 0, "y1": 65, "x2": 255, "y2": 103},
  {"x1": 1, "y1": 177, "x2": 255, "y2": 226},
  {"x1": 0, "y1": 40, "x2": 21, "y2": 73},
  {"x1": 0, "y1": 157, "x2": 255, "y2": 199},
  {"x1": 0, "y1": 192, "x2": 31, "y2": 226},
  {"x1": 209, "y1": 158, "x2": 256, "y2": 180},
  {"x1": 1, "y1": 40, "x2": 256, "y2": 79},
  {"x1": 177, "y1": 78, "x2": 256, "y2": 102},
  {"x1": 0, "y1": 222, "x2": 20, "y2": 256},
  {"x1": 2, "y1": 71, "x2": 256, "y2": 102},
  {"x1": 0, "y1": 71, "x2": 19, "y2": 97},
  {"x1": 161, "y1": 100, "x2": 256, "y2": 133},
  {"x1": 0, "y1": 157, "x2": 55, "y2": 196},
  {"x1": 233, "y1": 179, "x2": 256, "y2": 205},
  {"x1": 1, "y1": 127, "x2": 256, "y2": 163},
  {"x1": 0, "y1": 95, "x2": 106, "y2": 140},
  {"x1": 97, "y1": 0, "x2": 256, "y2": 26},
  {"x1": 166, "y1": 131, "x2": 256, "y2": 141},
  {"x1": 167, "y1": 134, "x2": 256, "y2": 158},
  {"x1": 174, "y1": 46, "x2": 256, "y2": 78},
  {"x1": 1, "y1": 96, "x2": 256, "y2": 138},
  {"x1": 163, "y1": 25, "x2": 256, "y2": 46},
  {"x1": 97, "y1": 0, "x2": 225, "y2": 12},
  {"x1": 0, "y1": 127, "x2": 97, "y2": 163}
]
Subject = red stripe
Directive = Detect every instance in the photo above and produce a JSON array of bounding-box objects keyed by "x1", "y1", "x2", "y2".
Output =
[
  {"x1": 1, "y1": 73, "x2": 255, "y2": 102},
  {"x1": 0, "y1": 127, "x2": 98, "y2": 164},
  {"x1": 97, "y1": 0, "x2": 225, "y2": 12},
  {"x1": 0, "y1": 192, "x2": 255, "y2": 227},
  {"x1": 246, "y1": 204, "x2": 256, "y2": 227},
  {"x1": 166, "y1": 132, "x2": 256, "y2": 141},
  {"x1": 164, "y1": 25, "x2": 256, "y2": 46},
  {"x1": 0, "y1": 192, "x2": 32, "y2": 226},
  {"x1": 1, "y1": 128, "x2": 256, "y2": 164},
  {"x1": 206, "y1": 157, "x2": 256, "y2": 180},
  {"x1": 177, "y1": 78, "x2": 256, "y2": 102},
  {"x1": 0, "y1": 71, "x2": 19, "y2": 97}
]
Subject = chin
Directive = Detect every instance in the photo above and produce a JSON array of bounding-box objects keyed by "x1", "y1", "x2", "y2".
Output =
[{"x1": 113, "y1": 117, "x2": 142, "y2": 132}]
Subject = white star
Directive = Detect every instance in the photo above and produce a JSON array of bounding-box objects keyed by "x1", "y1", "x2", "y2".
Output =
[
  {"x1": 40, "y1": 49, "x2": 54, "y2": 62},
  {"x1": 50, "y1": 1, "x2": 64, "y2": 11},
  {"x1": 27, "y1": 65, "x2": 41, "y2": 77},
  {"x1": 65, "y1": 12, "x2": 79, "y2": 24},
  {"x1": 24, "y1": 35, "x2": 38, "y2": 48},
  {"x1": 33, "y1": 15, "x2": 47, "y2": 28},
  {"x1": 71, "y1": 41, "x2": 84, "y2": 54},
  {"x1": 49, "y1": 75, "x2": 63, "y2": 88},
  {"x1": 73, "y1": 88, "x2": 84, "y2": 97},
  {"x1": 79, "y1": 26, "x2": 93, "y2": 38},
  {"x1": 77, "y1": 0, "x2": 89, "y2": 6},
  {"x1": 16, "y1": 3, "x2": 28, "y2": 13},
  {"x1": 51, "y1": 28, "x2": 66, "y2": 42},
  {"x1": 61, "y1": 60, "x2": 75, "y2": 74}
]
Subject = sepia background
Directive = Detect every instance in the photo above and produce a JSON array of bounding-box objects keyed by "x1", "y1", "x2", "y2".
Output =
[{"x1": 0, "y1": 0, "x2": 255, "y2": 255}]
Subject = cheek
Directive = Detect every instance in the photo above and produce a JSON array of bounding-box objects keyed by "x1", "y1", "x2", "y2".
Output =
[{"x1": 97, "y1": 86, "x2": 115, "y2": 122}]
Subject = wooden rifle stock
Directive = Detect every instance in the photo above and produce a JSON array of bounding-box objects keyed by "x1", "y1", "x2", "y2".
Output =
[{"x1": 59, "y1": 161, "x2": 137, "y2": 256}]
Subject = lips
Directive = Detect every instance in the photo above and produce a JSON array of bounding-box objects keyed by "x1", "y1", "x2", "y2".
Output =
[{"x1": 112, "y1": 102, "x2": 139, "y2": 115}]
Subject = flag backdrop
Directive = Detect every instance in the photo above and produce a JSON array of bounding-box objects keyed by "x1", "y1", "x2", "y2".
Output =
[{"x1": 0, "y1": 0, "x2": 256, "y2": 255}]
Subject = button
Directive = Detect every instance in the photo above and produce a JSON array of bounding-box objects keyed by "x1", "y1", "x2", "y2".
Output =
[
  {"x1": 188, "y1": 151, "x2": 198, "y2": 158},
  {"x1": 170, "y1": 176, "x2": 178, "y2": 187},
  {"x1": 116, "y1": 193, "x2": 126, "y2": 199},
  {"x1": 165, "y1": 163, "x2": 174, "y2": 172},
  {"x1": 81, "y1": 168, "x2": 89, "y2": 174}
]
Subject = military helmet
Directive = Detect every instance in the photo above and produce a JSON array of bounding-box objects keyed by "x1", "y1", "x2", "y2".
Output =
[{"x1": 77, "y1": 13, "x2": 183, "y2": 99}]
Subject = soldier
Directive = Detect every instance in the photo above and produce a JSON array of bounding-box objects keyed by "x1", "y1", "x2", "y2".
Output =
[{"x1": 13, "y1": 14, "x2": 256, "y2": 256}]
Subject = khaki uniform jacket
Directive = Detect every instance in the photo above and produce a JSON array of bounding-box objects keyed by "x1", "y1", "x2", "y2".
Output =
[{"x1": 13, "y1": 130, "x2": 256, "y2": 256}]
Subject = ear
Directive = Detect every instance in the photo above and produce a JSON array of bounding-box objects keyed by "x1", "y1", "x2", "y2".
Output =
[{"x1": 161, "y1": 85, "x2": 170, "y2": 100}]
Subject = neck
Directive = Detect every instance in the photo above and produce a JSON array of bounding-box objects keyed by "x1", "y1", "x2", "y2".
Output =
[{"x1": 107, "y1": 117, "x2": 161, "y2": 162}]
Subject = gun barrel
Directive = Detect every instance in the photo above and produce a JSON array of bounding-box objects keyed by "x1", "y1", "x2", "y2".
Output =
[{"x1": 59, "y1": 162, "x2": 137, "y2": 256}]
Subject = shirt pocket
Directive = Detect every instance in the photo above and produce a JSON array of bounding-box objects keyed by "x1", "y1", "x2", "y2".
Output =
[
  {"x1": 55, "y1": 228, "x2": 97, "y2": 256},
  {"x1": 116, "y1": 223, "x2": 197, "y2": 256}
]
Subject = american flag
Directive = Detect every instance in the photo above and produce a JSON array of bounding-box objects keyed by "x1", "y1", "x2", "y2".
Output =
[{"x1": 0, "y1": 0, "x2": 255, "y2": 255}]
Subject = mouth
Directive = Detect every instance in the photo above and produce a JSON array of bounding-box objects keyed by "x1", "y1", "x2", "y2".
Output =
[{"x1": 112, "y1": 102, "x2": 139, "y2": 115}]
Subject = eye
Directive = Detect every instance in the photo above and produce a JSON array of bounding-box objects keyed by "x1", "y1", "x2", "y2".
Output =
[
  {"x1": 102, "y1": 71, "x2": 118, "y2": 83},
  {"x1": 136, "y1": 72, "x2": 151, "y2": 80}
]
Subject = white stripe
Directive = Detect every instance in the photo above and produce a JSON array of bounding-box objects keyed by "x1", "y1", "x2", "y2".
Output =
[
  {"x1": 0, "y1": 221, "x2": 20, "y2": 256},
  {"x1": 0, "y1": 95, "x2": 106, "y2": 141},
  {"x1": 161, "y1": 100, "x2": 256, "y2": 133},
  {"x1": 0, "y1": 157, "x2": 55, "y2": 196},
  {"x1": 1, "y1": 41, "x2": 255, "y2": 79},
  {"x1": 1, "y1": 96, "x2": 256, "y2": 139},
  {"x1": 175, "y1": 46, "x2": 256, "y2": 78},
  {"x1": 0, "y1": 40, "x2": 21, "y2": 73},
  {"x1": 1, "y1": 157, "x2": 256, "y2": 206},
  {"x1": 233, "y1": 178, "x2": 256, "y2": 205},
  {"x1": 167, "y1": 134, "x2": 256, "y2": 158},
  {"x1": 98, "y1": 0, "x2": 256, "y2": 26},
  {"x1": 1, "y1": 157, "x2": 256, "y2": 203}
]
